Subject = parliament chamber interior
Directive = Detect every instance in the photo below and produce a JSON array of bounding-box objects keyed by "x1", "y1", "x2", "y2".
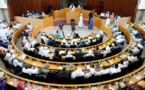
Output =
[{"x1": 0, "y1": 0, "x2": 145, "y2": 90}]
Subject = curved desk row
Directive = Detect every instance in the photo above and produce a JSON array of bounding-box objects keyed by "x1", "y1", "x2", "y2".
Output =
[
  {"x1": 0, "y1": 65, "x2": 144, "y2": 89},
  {"x1": 11, "y1": 25, "x2": 134, "y2": 71},
  {"x1": 31, "y1": 25, "x2": 113, "y2": 50},
  {"x1": 51, "y1": 8, "x2": 95, "y2": 19}
]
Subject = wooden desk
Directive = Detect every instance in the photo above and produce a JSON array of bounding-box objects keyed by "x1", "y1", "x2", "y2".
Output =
[
  {"x1": 93, "y1": 16, "x2": 131, "y2": 30},
  {"x1": 12, "y1": 25, "x2": 133, "y2": 71},
  {"x1": 66, "y1": 12, "x2": 80, "y2": 24},
  {"x1": 14, "y1": 16, "x2": 54, "y2": 29},
  {"x1": 0, "y1": 65, "x2": 144, "y2": 89}
]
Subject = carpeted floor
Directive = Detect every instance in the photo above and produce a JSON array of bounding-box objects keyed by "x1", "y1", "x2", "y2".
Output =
[{"x1": 36, "y1": 25, "x2": 108, "y2": 41}]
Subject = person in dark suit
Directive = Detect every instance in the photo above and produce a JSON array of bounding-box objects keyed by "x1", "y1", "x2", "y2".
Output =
[
  {"x1": 53, "y1": 48, "x2": 62, "y2": 61},
  {"x1": 89, "y1": 11, "x2": 93, "y2": 24},
  {"x1": 83, "y1": 4, "x2": 87, "y2": 10},
  {"x1": 75, "y1": 49, "x2": 83, "y2": 58},
  {"x1": 58, "y1": 67, "x2": 70, "y2": 77}
]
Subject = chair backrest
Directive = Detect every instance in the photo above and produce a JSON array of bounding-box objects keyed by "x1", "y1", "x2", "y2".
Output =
[
  {"x1": 70, "y1": 45, "x2": 77, "y2": 48},
  {"x1": 65, "y1": 57, "x2": 74, "y2": 62},
  {"x1": 74, "y1": 76, "x2": 85, "y2": 84},
  {"x1": 53, "y1": 56, "x2": 62, "y2": 61},
  {"x1": 85, "y1": 55, "x2": 94, "y2": 61}
]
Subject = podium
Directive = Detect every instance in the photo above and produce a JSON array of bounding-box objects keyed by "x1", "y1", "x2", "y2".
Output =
[{"x1": 66, "y1": 12, "x2": 80, "y2": 24}]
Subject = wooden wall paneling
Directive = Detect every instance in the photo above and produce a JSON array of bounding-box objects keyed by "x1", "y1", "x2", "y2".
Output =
[{"x1": 86, "y1": 0, "x2": 99, "y2": 12}]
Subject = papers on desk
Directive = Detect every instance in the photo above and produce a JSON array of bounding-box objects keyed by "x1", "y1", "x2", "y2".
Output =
[
  {"x1": 109, "y1": 60, "x2": 113, "y2": 65},
  {"x1": 129, "y1": 81, "x2": 133, "y2": 84},
  {"x1": 91, "y1": 87, "x2": 99, "y2": 90},
  {"x1": 59, "y1": 51, "x2": 65, "y2": 54},
  {"x1": 119, "y1": 54, "x2": 127, "y2": 59},
  {"x1": 9, "y1": 82, "x2": 13, "y2": 85},
  {"x1": 58, "y1": 66, "x2": 62, "y2": 69},
  {"x1": 120, "y1": 82, "x2": 125, "y2": 87},
  {"x1": 134, "y1": 74, "x2": 141, "y2": 80},
  {"x1": 86, "y1": 65, "x2": 90, "y2": 69},
  {"x1": 18, "y1": 54, "x2": 26, "y2": 60}
]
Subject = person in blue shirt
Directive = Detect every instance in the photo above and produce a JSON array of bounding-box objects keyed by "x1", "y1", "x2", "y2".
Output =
[
  {"x1": 88, "y1": 18, "x2": 93, "y2": 30},
  {"x1": 55, "y1": 31, "x2": 64, "y2": 38},
  {"x1": 3, "y1": 20, "x2": 9, "y2": 25}
]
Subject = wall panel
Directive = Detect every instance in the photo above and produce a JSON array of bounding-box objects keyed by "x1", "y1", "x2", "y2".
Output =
[
  {"x1": 7, "y1": 0, "x2": 61, "y2": 20},
  {"x1": 8, "y1": 0, "x2": 137, "y2": 22}
]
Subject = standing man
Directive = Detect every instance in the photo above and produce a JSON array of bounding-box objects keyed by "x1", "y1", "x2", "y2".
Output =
[
  {"x1": 78, "y1": 14, "x2": 84, "y2": 28},
  {"x1": 89, "y1": 11, "x2": 93, "y2": 24}
]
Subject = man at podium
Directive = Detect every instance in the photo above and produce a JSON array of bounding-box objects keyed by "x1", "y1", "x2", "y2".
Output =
[{"x1": 70, "y1": 3, "x2": 75, "y2": 12}]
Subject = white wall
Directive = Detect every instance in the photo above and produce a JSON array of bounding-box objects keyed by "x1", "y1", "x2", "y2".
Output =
[
  {"x1": 0, "y1": 9, "x2": 4, "y2": 21},
  {"x1": 0, "y1": 0, "x2": 7, "y2": 8},
  {"x1": 138, "y1": 0, "x2": 145, "y2": 9},
  {"x1": 142, "y1": 11, "x2": 145, "y2": 22},
  {"x1": 0, "y1": 0, "x2": 9, "y2": 22}
]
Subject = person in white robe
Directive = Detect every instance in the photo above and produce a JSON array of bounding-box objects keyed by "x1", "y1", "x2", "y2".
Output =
[
  {"x1": 0, "y1": 22, "x2": 6, "y2": 29},
  {"x1": 70, "y1": 3, "x2": 75, "y2": 12},
  {"x1": 105, "y1": 17, "x2": 110, "y2": 27},
  {"x1": 71, "y1": 68, "x2": 84, "y2": 79},
  {"x1": 78, "y1": 14, "x2": 84, "y2": 28},
  {"x1": 13, "y1": 58, "x2": 24, "y2": 68},
  {"x1": 0, "y1": 28, "x2": 7, "y2": 40},
  {"x1": 27, "y1": 23, "x2": 33, "y2": 30}
]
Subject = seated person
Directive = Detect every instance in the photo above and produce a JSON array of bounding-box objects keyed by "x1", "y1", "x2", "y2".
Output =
[
  {"x1": 75, "y1": 49, "x2": 83, "y2": 58},
  {"x1": 53, "y1": 48, "x2": 62, "y2": 60},
  {"x1": 71, "y1": 68, "x2": 84, "y2": 79},
  {"x1": 12, "y1": 58, "x2": 24, "y2": 68},
  {"x1": 101, "y1": 46, "x2": 111, "y2": 57},
  {"x1": 27, "y1": 23, "x2": 33, "y2": 30},
  {"x1": 55, "y1": 31, "x2": 64, "y2": 38},
  {"x1": 129, "y1": 46, "x2": 140, "y2": 55},
  {"x1": 16, "y1": 22, "x2": 22, "y2": 28},
  {"x1": 85, "y1": 65, "x2": 96, "y2": 78},
  {"x1": 41, "y1": 33, "x2": 49, "y2": 44},
  {"x1": 141, "y1": 23, "x2": 145, "y2": 30},
  {"x1": 12, "y1": 23, "x2": 19, "y2": 30},
  {"x1": 99, "y1": 66, "x2": 110, "y2": 75},
  {"x1": 61, "y1": 39, "x2": 70, "y2": 47},
  {"x1": 93, "y1": 46, "x2": 102, "y2": 57},
  {"x1": 118, "y1": 61, "x2": 126, "y2": 69},
  {"x1": 41, "y1": 10, "x2": 45, "y2": 16},
  {"x1": 127, "y1": 55, "x2": 138, "y2": 63},
  {"x1": 73, "y1": 32, "x2": 80, "y2": 38},
  {"x1": 105, "y1": 11, "x2": 110, "y2": 18},
  {"x1": 65, "y1": 51, "x2": 75, "y2": 60},
  {"x1": 78, "y1": 39, "x2": 86, "y2": 47},
  {"x1": 110, "y1": 13, "x2": 114, "y2": 18},
  {"x1": 58, "y1": 67, "x2": 70, "y2": 77},
  {"x1": 22, "y1": 65, "x2": 32, "y2": 75},
  {"x1": 84, "y1": 49, "x2": 95, "y2": 58},
  {"x1": 110, "y1": 65, "x2": 121, "y2": 75},
  {"x1": 22, "y1": 37, "x2": 29, "y2": 45},
  {"x1": 39, "y1": 13, "x2": 43, "y2": 19},
  {"x1": 30, "y1": 66, "x2": 40, "y2": 75}
]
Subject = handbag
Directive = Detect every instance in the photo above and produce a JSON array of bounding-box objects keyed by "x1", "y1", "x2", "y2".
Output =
[
  {"x1": 0, "y1": 80, "x2": 7, "y2": 90},
  {"x1": 17, "y1": 81, "x2": 26, "y2": 90}
]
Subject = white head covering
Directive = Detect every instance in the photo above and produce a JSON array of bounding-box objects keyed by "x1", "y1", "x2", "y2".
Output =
[
  {"x1": 43, "y1": 47, "x2": 48, "y2": 50},
  {"x1": 90, "y1": 68, "x2": 95, "y2": 75},
  {"x1": 23, "y1": 36, "x2": 26, "y2": 40},
  {"x1": 137, "y1": 43, "x2": 143, "y2": 49},
  {"x1": 88, "y1": 50, "x2": 93, "y2": 54},
  {"x1": 112, "y1": 43, "x2": 115, "y2": 46},
  {"x1": 100, "y1": 31, "x2": 104, "y2": 34},
  {"x1": 0, "y1": 72, "x2": 4, "y2": 78},
  {"x1": 67, "y1": 51, "x2": 72, "y2": 56}
]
